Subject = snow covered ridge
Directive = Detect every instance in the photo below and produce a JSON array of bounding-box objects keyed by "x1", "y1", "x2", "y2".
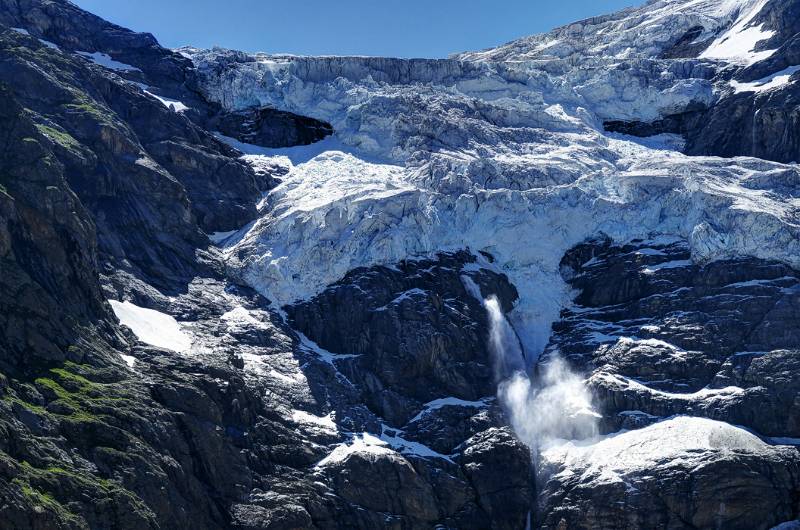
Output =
[{"x1": 456, "y1": 0, "x2": 777, "y2": 64}]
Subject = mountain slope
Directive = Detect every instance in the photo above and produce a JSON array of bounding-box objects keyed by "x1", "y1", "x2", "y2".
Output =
[{"x1": 0, "y1": 0, "x2": 799, "y2": 529}]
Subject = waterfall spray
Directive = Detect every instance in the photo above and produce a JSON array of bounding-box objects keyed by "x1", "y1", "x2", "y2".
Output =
[
  {"x1": 484, "y1": 296, "x2": 599, "y2": 452},
  {"x1": 485, "y1": 296, "x2": 526, "y2": 380}
]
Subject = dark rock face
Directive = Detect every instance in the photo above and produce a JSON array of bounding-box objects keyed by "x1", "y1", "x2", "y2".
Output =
[
  {"x1": 212, "y1": 107, "x2": 333, "y2": 148},
  {"x1": 6, "y1": 1, "x2": 800, "y2": 529},
  {"x1": 0, "y1": 25, "x2": 277, "y2": 289},
  {"x1": 0, "y1": 0, "x2": 193, "y2": 88},
  {"x1": 685, "y1": 87, "x2": 800, "y2": 164},
  {"x1": 0, "y1": 0, "x2": 335, "y2": 160},
  {"x1": 549, "y1": 236, "x2": 800, "y2": 435},
  {"x1": 0, "y1": 85, "x2": 115, "y2": 370},
  {"x1": 459, "y1": 428, "x2": 533, "y2": 530},
  {"x1": 0, "y1": 85, "x2": 265, "y2": 528},
  {"x1": 0, "y1": 3, "x2": 536, "y2": 525},
  {"x1": 288, "y1": 251, "x2": 518, "y2": 426},
  {"x1": 285, "y1": 252, "x2": 533, "y2": 528},
  {"x1": 533, "y1": 235, "x2": 800, "y2": 529},
  {"x1": 537, "y1": 421, "x2": 800, "y2": 530}
]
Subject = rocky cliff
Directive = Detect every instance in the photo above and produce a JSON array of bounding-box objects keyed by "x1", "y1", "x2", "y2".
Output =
[{"x1": 1, "y1": 0, "x2": 800, "y2": 529}]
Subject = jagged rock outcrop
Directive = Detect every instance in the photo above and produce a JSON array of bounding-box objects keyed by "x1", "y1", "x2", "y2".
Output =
[
  {"x1": 0, "y1": 25, "x2": 269, "y2": 287},
  {"x1": 2, "y1": 0, "x2": 800, "y2": 528},
  {"x1": 537, "y1": 417, "x2": 800, "y2": 530},
  {"x1": 0, "y1": 84, "x2": 115, "y2": 371},
  {"x1": 286, "y1": 252, "x2": 532, "y2": 528},
  {"x1": 288, "y1": 252, "x2": 518, "y2": 425},
  {"x1": 531, "y1": 235, "x2": 800, "y2": 528},
  {"x1": 546, "y1": 236, "x2": 800, "y2": 438}
]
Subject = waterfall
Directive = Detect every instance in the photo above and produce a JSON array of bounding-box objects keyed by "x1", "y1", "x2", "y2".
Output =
[
  {"x1": 484, "y1": 296, "x2": 526, "y2": 380},
  {"x1": 484, "y1": 295, "x2": 599, "y2": 452}
]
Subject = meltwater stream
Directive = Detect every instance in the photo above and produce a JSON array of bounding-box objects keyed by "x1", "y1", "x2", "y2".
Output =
[{"x1": 484, "y1": 296, "x2": 600, "y2": 453}]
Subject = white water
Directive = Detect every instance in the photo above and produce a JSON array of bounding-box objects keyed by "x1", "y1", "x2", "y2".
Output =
[
  {"x1": 485, "y1": 296, "x2": 526, "y2": 381},
  {"x1": 485, "y1": 296, "x2": 599, "y2": 453}
]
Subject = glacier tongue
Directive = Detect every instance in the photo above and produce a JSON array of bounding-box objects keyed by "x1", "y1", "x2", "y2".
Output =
[{"x1": 187, "y1": 0, "x2": 800, "y2": 356}]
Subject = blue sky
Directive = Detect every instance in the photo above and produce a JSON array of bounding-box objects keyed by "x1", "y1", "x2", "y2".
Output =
[{"x1": 74, "y1": 0, "x2": 643, "y2": 58}]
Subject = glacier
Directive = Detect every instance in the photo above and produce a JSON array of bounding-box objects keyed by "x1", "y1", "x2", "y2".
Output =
[{"x1": 185, "y1": 0, "x2": 799, "y2": 358}]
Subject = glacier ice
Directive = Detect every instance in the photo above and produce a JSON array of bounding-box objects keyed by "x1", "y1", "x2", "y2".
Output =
[{"x1": 185, "y1": 0, "x2": 799, "y2": 362}]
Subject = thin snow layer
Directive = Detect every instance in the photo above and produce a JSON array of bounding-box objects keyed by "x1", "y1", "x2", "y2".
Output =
[
  {"x1": 700, "y1": 0, "x2": 775, "y2": 65},
  {"x1": 315, "y1": 428, "x2": 451, "y2": 468},
  {"x1": 409, "y1": 397, "x2": 491, "y2": 424},
  {"x1": 109, "y1": 300, "x2": 192, "y2": 352},
  {"x1": 76, "y1": 51, "x2": 141, "y2": 72},
  {"x1": 119, "y1": 354, "x2": 136, "y2": 368},
  {"x1": 187, "y1": 2, "x2": 800, "y2": 357},
  {"x1": 128, "y1": 82, "x2": 189, "y2": 113},
  {"x1": 10, "y1": 27, "x2": 59, "y2": 50},
  {"x1": 541, "y1": 417, "x2": 777, "y2": 486},
  {"x1": 315, "y1": 433, "x2": 395, "y2": 467},
  {"x1": 591, "y1": 371, "x2": 746, "y2": 403},
  {"x1": 209, "y1": 230, "x2": 238, "y2": 245},
  {"x1": 38, "y1": 39, "x2": 59, "y2": 50},
  {"x1": 731, "y1": 65, "x2": 800, "y2": 93},
  {"x1": 291, "y1": 410, "x2": 337, "y2": 433},
  {"x1": 145, "y1": 91, "x2": 189, "y2": 112}
]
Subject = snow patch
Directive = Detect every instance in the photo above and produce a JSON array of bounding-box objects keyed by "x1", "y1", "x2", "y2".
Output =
[
  {"x1": 409, "y1": 396, "x2": 491, "y2": 424},
  {"x1": 76, "y1": 51, "x2": 141, "y2": 72},
  {"x1": 315, "y1": 433, "x2": 397, "y2": 467},
  {"x1": 292, "y1": 410, "x2": 337, "y2": 433},
  {"x1": 38, "y1": 39, "x2": 59, "y2": 50},
  {"x1": 119, "y1": 354, "x2": 136, "y2": 368},
  {"x1": 209, "y1": 230, "x2": 238, "y2": 245},
  {"x1": 109, "y1": 300, "x2": 191, "y2": 352},
  {"x1": 591, "y1": 371, "x2": 746, "y2": 402},
  {"x1": 700, "y1": 0, "x2": 776, "y2": 65},
  {"x1": 642, "y1": 259, "x2": 693, "y2": 274},
  {"x1": 296, "y1": 331, "x2": 359, "y2": 364},
  {"x1": 541, "y1": 416, "x2": 775, "y2": 486},
  {"x1": 145, "y1": 91, "x2": 189, "y2": 112},
  {"x1": 731, "y1": 66, "x2": 800, "y2": 93},
  {"x1": 380, "y1": 425, "x2": 454, "y2": 462}
]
